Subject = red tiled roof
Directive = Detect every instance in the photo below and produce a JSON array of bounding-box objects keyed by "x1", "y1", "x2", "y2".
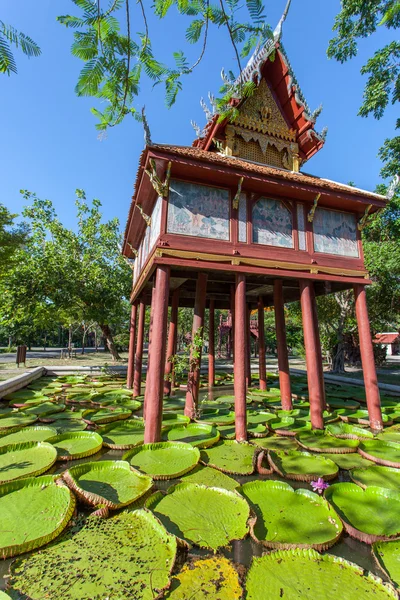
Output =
[{"x1": 374, "y1": 333, "x2": 400, "y2": 345}]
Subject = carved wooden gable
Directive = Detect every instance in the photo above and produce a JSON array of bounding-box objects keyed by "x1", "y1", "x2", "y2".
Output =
[{"x1": 224, "y1": 78, "x2": 300, "y2": 171}]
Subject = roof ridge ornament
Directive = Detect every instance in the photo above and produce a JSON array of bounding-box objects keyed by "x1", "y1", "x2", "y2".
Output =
[{"x1": 273, "y1": 0, "x2": 292, "y2": 42}]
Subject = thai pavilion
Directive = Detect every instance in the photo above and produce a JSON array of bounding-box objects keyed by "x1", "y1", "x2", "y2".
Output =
[{"x1": 122, "y1": 10, "x2": 387, "y2": 444}]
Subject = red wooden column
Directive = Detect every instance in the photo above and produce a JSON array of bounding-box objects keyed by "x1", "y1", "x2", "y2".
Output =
[
  {"x1": 274, "y1": 280, "x2": 292, "y2": 410},
  {"x1": 230, "y1": 285, "x2": 235, "y2": 362},
  {"x1": 164, "y1": 288, "x2": 179, "y2": 397},
  {"x1": 126, "y1": 302, "x2": 138, "y2": 389},
  {"x1": 234, "y1": 273, "x2": 247, "y2": 441},
  {"x1": 258, "y1": 296, "x2": 267, "y2": 391},
  {"x1": 185, "y1": 273, "x2": 208, "y2": 418},
  {"x1": 133, "y1": 299, "x2": 146, "y2": 397},
  {"x1": 299, "y1": 280, "x2": 325, "y2": 429},
  {"x1": 144, "y1": 266, "x2": 170, "y2": 443},
  {"x1": 208, "y1": 299, "x2": 215, "y2": 388},
  {"x1": 354, "y1": 284, "x2": 383, "y2": 432},
  {"x1": 246, "y1": 304, "x2": 252, "y2": 388}
]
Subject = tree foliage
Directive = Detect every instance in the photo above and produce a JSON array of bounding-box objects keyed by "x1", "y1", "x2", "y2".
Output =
[
  {"x1": 0, "y1": 190, "x2": 132, "y2": 360},
  {"x1": 0, "y1": 20, "x2": 41, "y2": 75},
  {"x1": 328, "y1": 0, "x2": 400, "y2": 178}
]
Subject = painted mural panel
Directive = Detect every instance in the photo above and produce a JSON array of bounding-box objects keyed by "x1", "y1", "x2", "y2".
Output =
[
  {"x1": 252, "y1": 197, "x2": 293, "y2": 248},
  {"x1": 297, "y1": 203, "x2": 306, "y2": 251},
  {"x1": 313, "y1": 208, "x2": 358, "y2": 257},
  {"x1": 150, "y1": 196, "x2": 162, "y2": 250},
  {"x1": 167, "y1": 180, "x2": 230, "y2": 240},
  {"x1": 238, "y1": 192, "x2": 247, "y2": 243}
]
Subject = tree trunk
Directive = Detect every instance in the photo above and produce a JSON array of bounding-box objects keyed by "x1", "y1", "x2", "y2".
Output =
[
  {"x1": 99, "y1": 324, "x2": 121, "y2": 361},
  {"x1": 82, "y1": 332, "x2": 86, "y2": 355},
  {"x1": 68, "y1": 326, "x2": 72, "y2": 358},
  {"x1": 331, "y1": 343, "x2": 345, "y2": 373}
]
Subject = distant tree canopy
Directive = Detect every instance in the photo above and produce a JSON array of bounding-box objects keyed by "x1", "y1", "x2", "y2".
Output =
[{"x1": 0, "y1": 190, "x2": 132, "y2": 359}]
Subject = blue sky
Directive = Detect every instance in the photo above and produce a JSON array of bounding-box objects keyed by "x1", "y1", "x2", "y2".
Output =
[{"x1": 2, "y1": 0, "x2": 397, "y2": 232}]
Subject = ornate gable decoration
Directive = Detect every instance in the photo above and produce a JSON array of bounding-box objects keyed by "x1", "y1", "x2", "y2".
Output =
[{"x1": 223, "y1": 79, "x2": 300, "y2": 171}]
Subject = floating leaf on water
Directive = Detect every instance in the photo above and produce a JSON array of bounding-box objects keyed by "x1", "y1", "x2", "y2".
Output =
[
  {"x1": 165, "y1": 556, "x2": 242, "y2": 599},
  {"x1": 0, "y1": 441, "x2": 56, "y2": 483},
  {"x1": 145, "y1": 482, "x2": 249, "y2": 550},
  {"x1": 350, "y1": 465, "x2": 400, "y2": 491},
  {"x1": 373, "y1": 540, "x2": 400, "y2": 590},
  {"x1": 245, "y1": 548, "x2": 397, "y2": 599},
  {"x1": 124, "y1": 441, "x2": 200, "y2": 479},
  {"x1": 98, "y1": 419, "x2": 145, "y2": 450},
  {"x1": 82, "y1": 406, "x2": 132, "y2": 425},
  {"x1": 48, "y1": 431, "x2": 103, "y2": 461},
  {"x1": 200, "y1": 440, "x2": 256, "y2": 475},
  {"x1": 268, "y1": 450, "x2": 338, "y2": 482},
  {"x1": 162, "y1": 422, "x2": 220, "y2": 448},
  {"x1": 296, "y1": 431, "x2": 359, "y2": 454},
  {"x1": 8, "y1": 510, "x2": 177, "y2": 599},
  {"x1": 239, "y1": 479, "x2": 342, "y2": 551},
  {"x1": 180, "y1": 465, "x2": 239, "y2": 491},
  {"x1": 0, "y1": 425, "x2": 57, "y2": 447},
  {"x1": 325, "y1": 482, "x2": 400, "y2": 543},
  {"x1": 63, "y1": 460, "x2": 153, "y2": 509},
  {"x1": 0, "y1": 475, "x2": 75, "y2": 558},
  {"x1": 358, "y1": 440, "x2": 400, "y2": 468}
]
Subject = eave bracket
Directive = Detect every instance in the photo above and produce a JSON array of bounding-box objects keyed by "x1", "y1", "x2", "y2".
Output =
[
  {"x1": 233, "y1": 177, "x2": 244, "y2": 210},
  {"x1": 308, "y1": 193, "x2": 321, "y2": 223},
  {"x1": 358, "y1": 204, "x2": 373, "y2": 231},
  {"x1": 145, "y1": 159, "x2": 172, "y2": 198}
]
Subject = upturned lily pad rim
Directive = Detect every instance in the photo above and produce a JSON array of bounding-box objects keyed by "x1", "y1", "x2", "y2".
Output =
[
  {"x1": 145, "y1": 482, "x2": 250, "y2": 551},
  {"x1": 245, "y1": 548, "x2": 398, "y2": 599},
  {"x1": 267, "y1": 449, "x2": 339, "y2": 482},
  {"x1": 47, "y1": 431, "x2": 103, "y2": 461},
  {"x1": 62, "y1": 460, "x2": 153, "y2": 509},
  {"x1": 123, "y1": 441, "x2": 200, "y2": 480},
  {"x1": 0, "y1": 475, "x2": 76, "y2": 559},
  {"x1": 325, "y1": 483, "x2": 400, "y2": 544},
  {"x1": 0, "y1": 441, "x2": 57, "y2": 482},
  {"x1": 82, "y1": 407, "x2": 132, "y2": 425},
  {"x1": 0, "y1": 425, "x2": 58, "y2": 447},
  {"x1": 240, "y1": 479, "x2": 343, "y2": 551},
  {"x1": 326, "y1": 422, "x2": 374, "y2": 440},
  {"x1": 358, "y1": 440, "x2": 400, "y2": 468}
]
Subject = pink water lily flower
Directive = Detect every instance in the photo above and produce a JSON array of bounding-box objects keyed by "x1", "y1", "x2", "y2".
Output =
[{"x1": 310, "y1": 478, "x2": 329, "y2": 494}]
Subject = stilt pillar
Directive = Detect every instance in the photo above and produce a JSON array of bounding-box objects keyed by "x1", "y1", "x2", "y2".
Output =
[
  {"x1": 133, "y1": 299, "x2": 146, "y2": 397},
  {"x1": 234, "y1": 273, "x2": 247, "y2": 441},
  {"x1": 354, "y1": 284, "x2": 383, "y2": 432},
  {"x1": 230, "y1": 285, "x2": 235, "y2": 362},
  {"x1": 258, "y1": 296, "x2": 267, "y2": 391},
  {"x1": 274, "y1": 280, "x2": 292, "y2": 410},
  {"x1": 299, "y1": 280, "x2": 325, "y2": 429},
  {"x1": 246, "y1": 304, "x2": 252, "y2": 388},
  {"x1": 185, "y1": 273, "x2": 208, "y2": 418},
  {"x1": 126, "y1": 302, "x2": 137, "y2": 389},
  {"x1": 208, "y1": 299, "x2": 215, "y2": 388},
  {"x1": 164, "y1": 289, "x2": 179, "y2": 397},
  {"x1": 144, "y1": 266, "x2": 170, "y2": 443}
]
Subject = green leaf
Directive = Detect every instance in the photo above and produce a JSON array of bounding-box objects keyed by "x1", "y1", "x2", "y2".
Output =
[{"x1": 124, "y1": 441, "x2": 200, "y2": 479}]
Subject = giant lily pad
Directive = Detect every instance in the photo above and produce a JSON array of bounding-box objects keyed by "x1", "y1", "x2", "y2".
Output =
[
  {"x1": 320, "y1": 452, "x2": 375, "y2": 470},
  {"x1": 0, "y1": 441, "x2": 56, "y2": 483},
  {"x1": 250, "y1": 435, "x2": 299, "y2": 452},
  {"x1": 200, "y1": 440, "x2": 256, "y2": 475},
  {"x1": 4, "y1": 390, "x2": 46, "y2": 402},
  {"x1": 326, "y1": 397, "x2": 360, "y2": 410},
  {"x1": 0, "y1": 413, "x2": 37, "y2": 433},
  {"x1": 63, "y1": 460, "x2": 153, "y2": 509},
  {"x1": 24, "y1": 402, "x2": 65, "y2": 417},
  {"x1": 338, "y1": 409, "x2": 392, "y2": 426},
  {"x1": 48, "y1": 431, "x2": 103, "y2": 461},
  {"x1": 378, "y1": 428, "x2": 400, "y2": 444},
  {"x1": 165, "y1": 556, "x2": 242, "y2": 599},
  {"x1": 123, "y1": 442, "x2": 200, "y2": 479},
  {"x1": 373, "y1": 541, "x2": 400, "y2": 590},
  {"x1": 358, "y1": 440, "x2": 400, "y2": 468},
  {"x1": 0, "y1": 475, "x2": 75, "y2": 558},
  {"x1": 325, "y1": 483, "x2": 400, "y2": 543},
  {"x1": 145, "y1": 482, "x2": 249, "y2": 550},
  {"x1": 53, "y1": 418, "x2": 88, "y2": 433},
  {"x1": 326, "y1": 422, "x2": 374, "y2": 440},
  {"x1": 269, "y1": 417, "x2": 311, "y2": 436},
  {"x1": 245, "y1": 549, "x2": 397, "y2": 600},
  {"x1": 8, "y1": 510, "x2": 177, "y2": 599},
  {"x1": 0, "y1": 425, "x2": 57, "y2": 447},
  {"x1": 239, "y1": 480, "x2": 342, "y2": 550},
  {"x1": 196, "y1": 409, "x2": 236, "y2": 425},
  {"x1": 180, "y1": 465, "x2": 239, "y2": 491},
  {"x1": 162, "y1": 423, "x2": 220, "y2": 448},
  {"x1": 161, "y1": 413, "x2": 190, "y2": 427},
  {"x1": 82, "y1": 406, "x2": 132, "y2": 425},
  {"x1": 98, "y1": 419, "x2": 145, "y2": 449},
  {"x1": 350, "y1": 466, "x2": 400, "y2": 491},
  {"x1": 268, "y1": 450, "x2": 338, "y2": 482},
  {"x1": 296, "y1": 431, "x2": 359, "y2": 454}
]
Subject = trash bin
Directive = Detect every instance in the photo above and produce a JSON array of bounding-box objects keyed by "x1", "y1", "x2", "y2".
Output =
[{"x1": 16, "y1": 345, "x2": 27, "y2": 367}]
